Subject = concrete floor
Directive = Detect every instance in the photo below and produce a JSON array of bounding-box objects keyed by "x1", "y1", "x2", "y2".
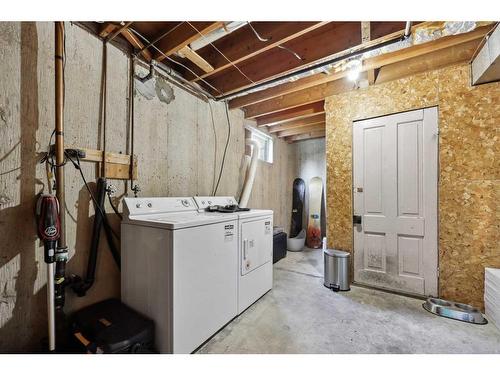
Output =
[{"x1": 198, "y1": 248, "x2": 500, "y2": 354}]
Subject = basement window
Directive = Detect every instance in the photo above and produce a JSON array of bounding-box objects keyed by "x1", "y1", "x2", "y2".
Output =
[{"x1": 248, "y1": 127, "x2": 273, "y2": 164}]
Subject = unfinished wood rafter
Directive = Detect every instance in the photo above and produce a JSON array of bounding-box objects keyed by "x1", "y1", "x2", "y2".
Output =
[
  {"x1": 178, "y1": 45, "x2": 214, "y2": 73},
  {"x1": 122, "y1": 29, "x2": 153, "y2": 61},
  {"x1": 202, "y1": 22, "x2": 362, "y2": 96},
  {"x1": 245, "y1": 76, "x2": 360, "y2": 119},
  {"x1": 243, "y1": 31, "x2": 490, "y2": 119},
  {"x1": 98, "y1": 22, "x2": 152, "y2": 61},
  {"x1": 286, "y1": 130, "x2": 326, "y2": 143},
  {"x1": 267, "y1": 113, "x2": 326, "y2": 133},
  {"x1": 154, "y1": 22, "x2": 224, "y2": 62},
  {"x1": 374, "y1": 38, "x2": 481, "y2": 84},
  {"x1": 189, "y1": 22, "x2": 329, "y2": 82},
  {"x1": 256, "y1": 101, "x2": 325, "y2": 127},
  {"x1": 229, "y1": 23, "x2": 492, "y2": 109},
  {"x1": 99, "y1": 23, "x2": 118, "y2": 38},
  {"x1": 277, "y1": 123, "x2": 326, "y2": 138}
]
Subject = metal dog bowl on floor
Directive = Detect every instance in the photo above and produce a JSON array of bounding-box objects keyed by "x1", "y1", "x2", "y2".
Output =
[{"x1": 423, "y1": 297, "x2": 488, "y2": 324}]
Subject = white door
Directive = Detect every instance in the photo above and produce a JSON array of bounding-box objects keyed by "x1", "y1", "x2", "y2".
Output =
[
  {"x1": 353, "y1": 107, "x2": 438, "y2": 296},
  {"x1": 241, "y1": 218, "x2": 273, "y2": 276}
]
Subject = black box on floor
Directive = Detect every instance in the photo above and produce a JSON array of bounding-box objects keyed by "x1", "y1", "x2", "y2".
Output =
[
  {"x1": 70, "y1": 298, "x2": 155, "y2": 353},
  {"x1": 273, "y1": 231, "x2": 287, "y2": 263}
]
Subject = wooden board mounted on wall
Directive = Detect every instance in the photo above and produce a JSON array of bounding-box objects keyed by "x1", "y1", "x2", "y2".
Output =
[{"x1": 68, "y1": 146, "x2": 138, "y2": 180}]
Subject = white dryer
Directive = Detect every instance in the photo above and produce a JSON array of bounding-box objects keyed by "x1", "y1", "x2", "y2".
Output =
[
  {"x1": 121, "y1": 197, "x2": 238, "y2": 353},
  {"x1": 194, "y1": 196, "x2": 273, "y2": 313}
]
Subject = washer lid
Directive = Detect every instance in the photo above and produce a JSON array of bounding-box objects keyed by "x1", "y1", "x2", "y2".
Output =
[
  {"x1": 324, "y1": 249, "x2": 350, "y2": 258},
  {"x1": 125, "y1": 211, "x2": 238, "y2": 229}
]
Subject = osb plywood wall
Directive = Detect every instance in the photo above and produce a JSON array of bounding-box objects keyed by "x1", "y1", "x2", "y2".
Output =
[
  {"x1": 0, "y1": 22, "x2": 295, "y2": 352},
  {"x1": 325, "y1": 63, "x2": 499, "y2": 309}
]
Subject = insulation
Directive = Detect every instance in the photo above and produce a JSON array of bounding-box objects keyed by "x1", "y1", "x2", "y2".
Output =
[{"x1": 325, "y1": 63, "x2": 500, "y2": 310}]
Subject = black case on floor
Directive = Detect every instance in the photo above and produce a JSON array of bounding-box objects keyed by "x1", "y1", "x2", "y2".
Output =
[
  {"x1": 71, "y1": 298, "x2": 155, "y2": 353},
  {"x1": 273, "y1": 231, "x2": 287, "y2": 263}
]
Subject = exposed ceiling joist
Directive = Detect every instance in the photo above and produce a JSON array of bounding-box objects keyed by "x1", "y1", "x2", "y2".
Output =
[
  {"x1": 229, "y1": 24, "x2": 491, "y2": 109},
  {"x1": 267, "y1": 113, "x2": 326, "y2": 132},
  {"x1": 188, "y1": 22, "x2": 329, "y2": 82},
  {"x1": 201, "y1": 22, "x2": 362, "y2": 95},
  {"x1": 122, "y1": 29, "x2": 153, "y2": 61},
  {"x1": 155, "y1": 22, "x2": 224, "y2": 61},
  {"x1": 375, "y1": 38, "x2": 481, "y2": 84},
  {"x1": 256, "y1": 101, "x2": 324, "y2": 127},
  {"x1": 242, "y1": 31, "x2": 490, "y2": 118},
  {"x1": 277, "y1": 123, "x2": 326, "y2": 138},
  {"x1": 245, "y1": 76, "x2": 360, "y2": 119},
  {"x1": 98, "y1": 22, "x2": 153, "y2": 61},
  {"x1": 99, "y1": 23, "x2": 118, "y2": 38},
  {"x1": 178, "y1": 45, "x2": 214, "y2": 73},
  {"x1": 286, "y1": 130, "x2": 326, "y2": 143}
]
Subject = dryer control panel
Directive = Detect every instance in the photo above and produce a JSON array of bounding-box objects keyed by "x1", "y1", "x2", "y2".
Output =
[{"x1": 123, "y1": 197, "x2": 197, "y2": 220}]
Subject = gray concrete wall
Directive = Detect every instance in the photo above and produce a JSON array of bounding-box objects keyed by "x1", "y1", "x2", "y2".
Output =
[
  {"x1": 293, "y1": 138, "x2": 326, "y2": 235},
  {"x1": 0, "y1": 22, "x2": 295, "y2": 352}
]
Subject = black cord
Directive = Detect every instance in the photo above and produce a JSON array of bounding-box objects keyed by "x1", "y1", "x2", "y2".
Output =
[
  {"x1": 67, "y1": 153, "x2": 120, "y2": 241},
  {"x1": 213, "y1": 101, "x2": 231, "y2": 195},
  {"x1": 108, "y1": 194, "x2": 123, "y2": 220}
]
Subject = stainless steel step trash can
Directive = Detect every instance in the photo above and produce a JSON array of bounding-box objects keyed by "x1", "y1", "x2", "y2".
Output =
[{"x1": 324, "y1": 249, "x2": 350, "y2": 291}]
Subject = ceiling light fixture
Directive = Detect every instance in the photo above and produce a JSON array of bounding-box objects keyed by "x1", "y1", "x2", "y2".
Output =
[{"x1": 346, "y1": 59, "x2": 362, "y2": 81}]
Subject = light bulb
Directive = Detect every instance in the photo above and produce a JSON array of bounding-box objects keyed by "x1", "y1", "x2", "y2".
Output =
[{"x1": 346, "y1": 59, "x2": 362, "y2": 81}]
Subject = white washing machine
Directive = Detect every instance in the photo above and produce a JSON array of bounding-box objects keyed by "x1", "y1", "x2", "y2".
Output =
[
  {"x1": 193, "y1": 196, "x2": 273, "y2": 313},
  {"x1": 121, "y1": 197, "x2": 239, "y2": 353}
]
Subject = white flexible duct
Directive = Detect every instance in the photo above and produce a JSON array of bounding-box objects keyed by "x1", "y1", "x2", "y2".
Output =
[{"x1": 239, "y1": 139, "x2": 260, "y2": 208}]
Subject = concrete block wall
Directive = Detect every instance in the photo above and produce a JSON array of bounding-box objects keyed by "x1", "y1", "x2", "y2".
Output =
[{"x1": 0, "y1": 22, "x2": 296, "y2": 352}]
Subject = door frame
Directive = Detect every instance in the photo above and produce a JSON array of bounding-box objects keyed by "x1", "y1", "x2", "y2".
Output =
[{"x1": 350, "y1": 106, "x2": 440, "y2": 297}]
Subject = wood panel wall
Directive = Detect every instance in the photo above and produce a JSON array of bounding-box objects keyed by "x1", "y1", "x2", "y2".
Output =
[{"x1": 325, "y1": 63, "x2": 499, "y2": 309}]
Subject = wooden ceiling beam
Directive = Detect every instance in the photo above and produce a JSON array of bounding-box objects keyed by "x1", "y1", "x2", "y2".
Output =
[
  {"x1": 189, "y1": 22, "x2": 329, "y2": 82},
  {"x1": 375, "y1": 38, "x2": 481, "y2": 84},
  {"x1": 154, "y1": 22, "x2": 224, "y2": 62},
  {"x1": 98, "y1": 22, "x2": 152, "y2": 61},
  {"x1": 256, "y1": 101, "x2": 325, "y2": 127},
  {"x1": 229, "y1": 24, "x2": 492, "y2": 109},
  {"x1": 286, "y1": 130, "x2": 326, "y2": 143},
  {"x1": 277, "y1": 123, "x2": 326, "y2": 138},
  {"x1": 121, "y1": 29, "x2": 153, "y2": 61},
  {"x1": 178, "y1": 45, "x2": 214, "y2": 73},
  {"x1": 245, "y1": 76, "x2": 360, "y2": 119},
  {"x1": 201, "y1": 22, "x2": 362, "y2": 95},
  {"x1": 99, "y1": 23, "x2": 118, "y2": 38},
  {"x1": 267, "y1": 113, "x2": 326, "y2": 133}
]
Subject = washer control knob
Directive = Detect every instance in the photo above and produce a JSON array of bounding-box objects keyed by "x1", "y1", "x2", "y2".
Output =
[
  {"x1": 147, "y1": 202, "x2": 152, "y2": 208},
  {"x1": 181, "y1": 199, "x2": 190, "y2": 207},
  {"x1": 136, "y1": 203, "x2": 142, "y2": 208}
]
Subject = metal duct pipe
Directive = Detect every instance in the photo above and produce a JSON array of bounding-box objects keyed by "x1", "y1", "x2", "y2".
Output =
[
  {"x1": 404, "y1": 21, "x2": 412, "y2": 39},
  {"x1": 239, "y1": 139, "x2": 260, "y2": 208},
  {"x1": 215, "y1": 33, "x2": 406, "y2": 101}
]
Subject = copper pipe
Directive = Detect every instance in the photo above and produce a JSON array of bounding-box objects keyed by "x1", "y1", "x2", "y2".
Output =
[
  {"x1": 100, "y1": 42, "x2": 107, "y2": 177},
  {"x1": 55, "y1": 21, "x2": 66, "y2": 248}
]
